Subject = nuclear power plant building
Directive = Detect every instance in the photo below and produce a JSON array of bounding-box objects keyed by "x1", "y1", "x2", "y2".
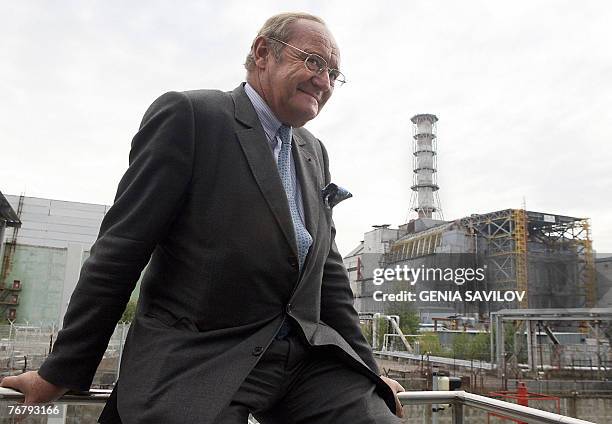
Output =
[{"x1": 343, "y1": 115, "x2": 603, "y2": 321}]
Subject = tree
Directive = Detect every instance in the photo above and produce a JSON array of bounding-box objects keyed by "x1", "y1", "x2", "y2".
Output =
[
  {"x1": 468, "y1": 332, "x2": 490, "y2": 360},
  {"x1": 360, "y1": 316, "x2": 389, "y2": 350},
  {"x1": 452, "y1": 332, "x2": 470, "y2": 358},
  {"x1": 420, "y1": 332, "x2": 444, "y2": 356},
  {"x1": 385, "y1": 291, "x2": 420, "y2": 335},
  {"x1": 120, "y1": 300, "x2": 137, "y2": 323}
]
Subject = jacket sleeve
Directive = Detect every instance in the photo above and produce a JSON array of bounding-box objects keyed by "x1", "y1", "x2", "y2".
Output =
[
  {"x1": 316, "y1": 140, "x2": 381, "y2": 375},
  {"x1": 38, "y1": 91, "x2": 195, "y2": 390}
]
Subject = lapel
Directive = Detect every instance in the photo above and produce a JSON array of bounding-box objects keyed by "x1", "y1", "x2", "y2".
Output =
[
  {"x1": 231, "y1": 84, "x2": 298, "y2": 258},
  {"x1": 292, "y1": 129, "x2": 321, "y2": 248}
]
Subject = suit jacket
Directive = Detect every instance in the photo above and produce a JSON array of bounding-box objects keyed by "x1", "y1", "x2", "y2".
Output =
[{"x1": 38, "y1": 84, "x2": 395, "y2": 423}]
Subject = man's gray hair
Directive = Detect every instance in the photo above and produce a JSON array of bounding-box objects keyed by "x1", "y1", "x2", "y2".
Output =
[{"x1": 244, "y1": 12, "x2": 326, "y2": 72}]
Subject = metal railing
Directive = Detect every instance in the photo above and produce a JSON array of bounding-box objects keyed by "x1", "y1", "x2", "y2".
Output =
[
  {"x1": 398, "y1": 391, "x2": 596, "y2": 424},
  {"x1": 0, "y1": 388, "x2": 598, "y2": 423}
]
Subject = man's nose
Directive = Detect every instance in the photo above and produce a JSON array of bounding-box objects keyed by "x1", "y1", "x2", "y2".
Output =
[{"x1": 312, "y1": 70, "x2": 332, "y2": 92}]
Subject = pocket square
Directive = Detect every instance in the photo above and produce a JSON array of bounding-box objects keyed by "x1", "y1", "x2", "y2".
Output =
[{"x1": 321, "y1": 183, "x2": 352, "y2": 209}]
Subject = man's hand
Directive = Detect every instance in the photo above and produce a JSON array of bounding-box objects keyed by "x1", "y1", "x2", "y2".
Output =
[
  {"x1": 380, "y1": 375, "x2": 405, "y2": 418},
  {"x1": 1, "y1": 371, "x2": 68, "y2": 404}
]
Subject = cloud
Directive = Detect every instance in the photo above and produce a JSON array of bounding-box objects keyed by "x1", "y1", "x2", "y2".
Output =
[{"x1": 2, "y1": 0, "x2": 611, "y2": 254}]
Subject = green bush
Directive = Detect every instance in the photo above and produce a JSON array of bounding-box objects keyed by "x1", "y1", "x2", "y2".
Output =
[
  {"x1": 420, "y1": 332, "x2": 444, "y2": 356},
  {"x1": 120, "y1": 300, "x2": 137, "y2": 323}
]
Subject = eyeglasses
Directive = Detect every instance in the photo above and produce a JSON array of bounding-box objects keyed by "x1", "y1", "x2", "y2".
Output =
[{"x1": 267, "y1": 37, "x2": 347, "y2": 86}]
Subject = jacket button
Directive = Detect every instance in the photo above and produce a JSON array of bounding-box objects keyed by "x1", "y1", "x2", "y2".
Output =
[
  {"x1": 288, "y1": 256, "x2": 298, "y2": 269},
  {"x1": 285, "y1": 303, "x2": 292, "y2": 314},
  {"x1": 252, "y1": 346, "x2": 264, "y2": 356}
]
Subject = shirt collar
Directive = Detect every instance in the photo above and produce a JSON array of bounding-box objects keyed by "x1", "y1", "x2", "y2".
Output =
[{"x1": 244, "y1": 82, "x2": 289, "y2": 143}]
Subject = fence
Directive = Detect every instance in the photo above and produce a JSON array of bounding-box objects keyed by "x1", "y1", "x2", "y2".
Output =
[{"x1": 0, "y1": 322, "x2": 130, "y2": 386}]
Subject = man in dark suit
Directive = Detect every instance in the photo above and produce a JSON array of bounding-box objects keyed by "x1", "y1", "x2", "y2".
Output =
[{"x1": 2, "y1": 12, "x2": 404, "y2": 423}]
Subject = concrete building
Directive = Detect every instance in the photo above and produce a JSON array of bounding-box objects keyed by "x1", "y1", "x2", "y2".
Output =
[
  {"x1": 0, "y1": 194, "x2": 140, "y2": 325},
  {"x1": 348, "y1": 112, "x2": 599, "y2": 323},
  {"x1": 596, "y1": 256, "x2": 612, "y2": 308},
  {"x1": 345, "y1": 209, "x2": 598, "y2": 324}
]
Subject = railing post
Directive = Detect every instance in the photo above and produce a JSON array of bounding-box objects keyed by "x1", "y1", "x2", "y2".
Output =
[
  {"x1": 373, "y1": 313, "x2": 379, "y2": 350},
  {"x1": 452, "y1": 402, "x2": 463, "y2": 424}
]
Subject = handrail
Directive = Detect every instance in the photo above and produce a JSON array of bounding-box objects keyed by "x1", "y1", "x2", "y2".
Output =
[
  {"x1": 0, "y1": 388, "x2": 598, "y2": 423},
  {"x1": 398, "y1": 391, "x2": 597, "y2": 424},
  {"x1": 0, "y1": 387, "x2": 111, "y2": 405}
]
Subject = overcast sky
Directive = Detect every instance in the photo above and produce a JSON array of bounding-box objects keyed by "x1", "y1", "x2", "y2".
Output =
[{"x1": 2, "y1": 1, "x2": 611, "y2": 255}]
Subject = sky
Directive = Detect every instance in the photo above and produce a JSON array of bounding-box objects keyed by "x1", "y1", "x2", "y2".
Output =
[{"x1": 2, "y1": 1, "x2": 611, "y2": 256}]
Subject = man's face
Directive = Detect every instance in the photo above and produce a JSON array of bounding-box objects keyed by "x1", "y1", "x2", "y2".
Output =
[{"x1": 256, "y1": 20, "x2": 340, "y2": 127}]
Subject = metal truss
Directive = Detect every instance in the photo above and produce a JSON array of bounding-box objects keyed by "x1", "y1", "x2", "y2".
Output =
[
  {"x1": 528, "y1": 215, "x2": 596, "y2": 307},
  {"x1": 461, "y1": 209, "x2": 525, "y2": 308},
  {"x1": 460, "y1": 209, "x2": 596, "y2": 310}
]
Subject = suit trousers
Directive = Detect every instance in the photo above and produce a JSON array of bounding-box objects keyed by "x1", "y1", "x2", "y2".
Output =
[{"x1": 213, "y1": 329, "x2": 402, "y2": 424}]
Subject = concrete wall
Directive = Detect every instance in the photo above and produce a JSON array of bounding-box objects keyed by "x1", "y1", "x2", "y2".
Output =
[
  {"x1": 3, "y1": 195, "x2": 108, "y2": 249},
  {"x1": 1, "y1": 195, "x2": 142, "y2": 325},
  {"x1": 596, "y1": 257, "x2": 612, "y2": 308},
  {"x1": 346, "y1": 226, "x2": 399, "y2": 313},
  {"x1": 2, "y1": 244, "x2": 67, "y2": 324}
]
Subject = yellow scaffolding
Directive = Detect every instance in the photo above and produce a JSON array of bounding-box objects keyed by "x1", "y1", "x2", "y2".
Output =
[
  {"x1": 513, "y1": 209, "x2": 529, "y2": 309},
  {"x1": 576, "y1": 219, "x2": 597, "y2": 307}
]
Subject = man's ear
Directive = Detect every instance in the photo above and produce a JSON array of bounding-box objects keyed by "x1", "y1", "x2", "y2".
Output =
[{"x1": 252, "y1": 36, "x2": 270, "y2": 69}]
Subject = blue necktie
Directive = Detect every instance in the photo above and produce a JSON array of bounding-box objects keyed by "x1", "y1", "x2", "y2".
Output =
[{"x1": 277, "y1": 125, "x2": 312, "y2": 270}]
